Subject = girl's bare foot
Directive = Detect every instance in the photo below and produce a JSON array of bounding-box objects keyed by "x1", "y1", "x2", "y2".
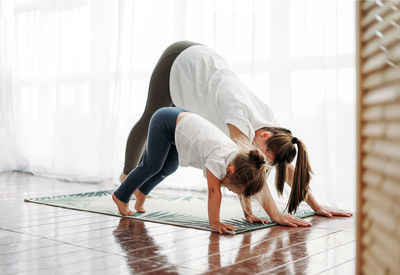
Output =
[
  {"x1": 112, "y1": 193, "x2": 134, "y2": 216},
  {"x1": 134, "y1": 189, "x2": 147, "y2": 213}
]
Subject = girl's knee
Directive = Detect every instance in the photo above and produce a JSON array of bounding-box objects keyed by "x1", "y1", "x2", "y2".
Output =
[
  {"x1": 159, "y1": 163, "x2": 179, "y2": 177},
  {"x1": 151, "y1": 107, "x2": 184, "y2": 125},
  {"x1": 153, "y1": 107, "x2": 175, "y2": 117}
]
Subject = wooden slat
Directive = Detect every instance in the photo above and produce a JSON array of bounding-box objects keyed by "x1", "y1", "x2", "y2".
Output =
[
  {"x1": 362, "y1": 122, "x2": 385, "y2": 137},
  {"x1": 362, "y1": 138, "x2": 374, "y2": 152},
  {"x1": 361, "y1": 2, "x2": 385, "y2": 29},
  {"x1": 362, "y1": 140, "x2": 400, "y2": 161},
  {"x1": 386, "y1": 159, "x2": 400, "y2": 180},
  {"x1": 387, "y1": 42, "x2": 400, "y2": 60},
  {"x1": 362, "y1": 155, "x2": 386, "y2": 173},
  {"x1": 361, "y1": 221, "x2": 400, "y2": 251},
  {"x1": 382, "y1": 178, "x2": 400, "y2": 200},
  {"x1": 361, "y1": 49, "x2": 383, "y2": 73},
  {"x1": 363, "y1": 186, "x2": 400, "y2": 217},
  {"x1": 362, "y1": 27, "x2": 400, "y2": 59},
  {"x1": 363, "y1": 67, "x2": 399, "y2": 92},
  {"x1": 384, "y1": 103, "x2": 400, "y2": 119},
  {"x1": 361, "y1": 201, "x2": 396, "y2": 233},
  {"x1": 362, "y1": 121, "x2": 400, "y2": 140},
  {"x1": 373, "y1": 140, "x2": 400, "y2": 160},
  {"x1": 363, "y1": 83, "x2": 400, "y2": 105},
  {"x1": 370, "y1": 223, "x2": 400, "y2": 262},
  {"x1": 362, "y1": 0, "x2": 377, "y2": 13},
  {"x1": 362, "y1": 170, "x2": 382, "y2": 188},
  {"x1": 362, "y1": 249, "x2": 384, "y2": 275},
  {"x1": 362, "y1": 105, "x2": 383, "y2": 121},
  {"x1": 362, "y1": 52, "x2": 398, "y2": 75},
  {"x1": 363, "y1": 104, "x2": 400, "y2": 123},
  {"x1": 386, "y1": 122, "x2": 400, "y2": 139},
  {"x1": 362, "y1": 7, "x2": 400, "y2": 44},
  {"x1": 363, "y1": 156, "x2": 400, "y2": 181},
  {"x1": 368, "y1": 241, "x2": 399, "y2": 274}
]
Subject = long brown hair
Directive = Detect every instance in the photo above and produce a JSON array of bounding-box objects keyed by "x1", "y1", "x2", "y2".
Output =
[
  {"x1": 264, "y1": 127, "x2": 312, "y2": 214},
  {"x1": 226, "y1": 148, "x2": 268, "y2": 197}
]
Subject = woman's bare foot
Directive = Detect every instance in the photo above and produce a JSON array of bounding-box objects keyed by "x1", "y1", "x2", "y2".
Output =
[
  {"x1": 134, "y1": 189, "x2": 147, "y2": 213},
  {"x1": 112, "y1": 193, "x2": 134, "y2": 216}
]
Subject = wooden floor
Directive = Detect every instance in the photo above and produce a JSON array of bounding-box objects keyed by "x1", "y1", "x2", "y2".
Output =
[{"x1": 0, "y1": 172, "x2": 356, "y2": 274}]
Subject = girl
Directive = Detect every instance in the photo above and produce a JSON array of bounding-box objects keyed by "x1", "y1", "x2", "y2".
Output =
[
  {"x1": 113, "y1": 107, "x2": 274, "y2": 234},
  {"x1": 121, "y1": 41, "x2": 352, "y2": 226}
]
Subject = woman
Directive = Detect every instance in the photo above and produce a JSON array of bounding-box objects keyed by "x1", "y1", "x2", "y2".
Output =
[{"x1": 122, "y1": 41, "x2": 352, "y2": 227}]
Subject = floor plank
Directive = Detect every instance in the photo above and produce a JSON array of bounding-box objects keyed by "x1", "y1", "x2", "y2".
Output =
[
  {"x1": 317, "y1": 259, "x2": 356, "y2": 275},
  {"x1": 264, "y1": 241, "x2": 356, "y2": 274},
  {"x1": 173, "y1": 230, "x2": 355, "y2": 273},
  {"x1": 0, "y1": 171, "x2": 356, "y2": 274}
]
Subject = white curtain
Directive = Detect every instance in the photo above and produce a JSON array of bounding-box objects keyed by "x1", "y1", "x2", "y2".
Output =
[{"x1": 0, "y1": 0, "x2": 356, "y2": 209}]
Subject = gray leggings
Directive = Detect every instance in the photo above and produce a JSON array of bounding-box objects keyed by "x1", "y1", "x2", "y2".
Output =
[{"x1": 123, "y1": 41, "x2": 200, "y2": 175}]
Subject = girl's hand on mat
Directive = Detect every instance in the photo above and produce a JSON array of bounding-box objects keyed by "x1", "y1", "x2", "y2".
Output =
[
  {"x1": 273, "y1": 213, "x2": 311, "y2": 227},
  {"x1": 315, "y1": 206, "x2": 353, "y2": 218},
  {"x1": 211, "y1": 221, "x2": 236, "y2": 234},
  {"x1": 245, "y1": 214, "x2": 269, "y2": 224}
]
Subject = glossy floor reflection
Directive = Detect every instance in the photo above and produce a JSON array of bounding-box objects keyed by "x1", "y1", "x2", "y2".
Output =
[{"x1": 0, "y1": 172, "x2": 355, "y2": 274}]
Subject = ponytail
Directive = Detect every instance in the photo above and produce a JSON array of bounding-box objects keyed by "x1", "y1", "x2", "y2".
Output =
[
  {"x1": 264, "y1": 127, "x2": 312, "y2": 214},
  {"x1": 287, "y1": 139, "x2": 312, "y2": 214}
]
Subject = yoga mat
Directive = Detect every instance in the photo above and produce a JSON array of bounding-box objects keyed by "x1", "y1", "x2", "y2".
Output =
[{"x1": 25, "y1": 190, "x2": 315, "y2": 234}]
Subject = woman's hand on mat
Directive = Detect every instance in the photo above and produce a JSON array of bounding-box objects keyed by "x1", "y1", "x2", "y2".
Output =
[
  {"x1": 210, "y1": 221, "x2": 236, "y2": 234},
  {"x1": 245, "y1": 214, "x2": 269, "y2": 224},
  {"x1": 314, "y1": 206, "x2": 353, "y2": 218},
  {"x1": 272, "y1": 213, "x2": 311, "y2": 227}
]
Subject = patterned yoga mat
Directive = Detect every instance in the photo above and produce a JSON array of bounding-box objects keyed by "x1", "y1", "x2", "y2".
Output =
[{"x1": 25, "y1": 190, "x2": 315, "y2": 234}]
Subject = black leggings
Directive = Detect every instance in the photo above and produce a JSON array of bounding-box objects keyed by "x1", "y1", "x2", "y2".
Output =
[
  {"x1": 115, "y1": 107, "x2": 184, "y2": 202},
  {"x1": 123, "y1": 41, "x2": 200, "y2": 175}
]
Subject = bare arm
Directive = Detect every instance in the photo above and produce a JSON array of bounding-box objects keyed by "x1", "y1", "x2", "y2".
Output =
[
  {"x1": 206, "y1": 169, "x2": 236, "y2": 234},
  {"x1": 240, "y1": 197, "x2": 252, "y2": 217},
  {"x1": 239, "y1": 197, "x2": 269, "y2": 224},
  {"x1": 257, "y1": 183, "x2": 311, "y2": 227}
]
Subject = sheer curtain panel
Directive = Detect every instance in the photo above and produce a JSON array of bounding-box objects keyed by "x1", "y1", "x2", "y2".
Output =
[{"x1": 0, "y1": 0, "x2": 356, "y2": 209}]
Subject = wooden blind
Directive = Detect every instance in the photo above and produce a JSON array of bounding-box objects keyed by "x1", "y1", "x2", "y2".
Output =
[{"x1": 357, "y1": 0, "x2": 400, "y2": 274}]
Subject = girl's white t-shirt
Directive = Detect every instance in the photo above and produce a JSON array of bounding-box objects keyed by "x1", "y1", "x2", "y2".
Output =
[
  {"x1": 175, "y1": 113, "x2": 239, "y2": 180},
  {"x1": 169, "y1": 45, "x2": 279, "y2": 143}
]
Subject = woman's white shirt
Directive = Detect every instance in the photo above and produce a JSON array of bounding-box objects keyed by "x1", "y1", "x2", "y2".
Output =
[
  {"x1": 169, "y1": 45, "x2": 278, "y2": 143},
  {"x1": 175, "y1": 113, "x2": 239, "y2": 180}
]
